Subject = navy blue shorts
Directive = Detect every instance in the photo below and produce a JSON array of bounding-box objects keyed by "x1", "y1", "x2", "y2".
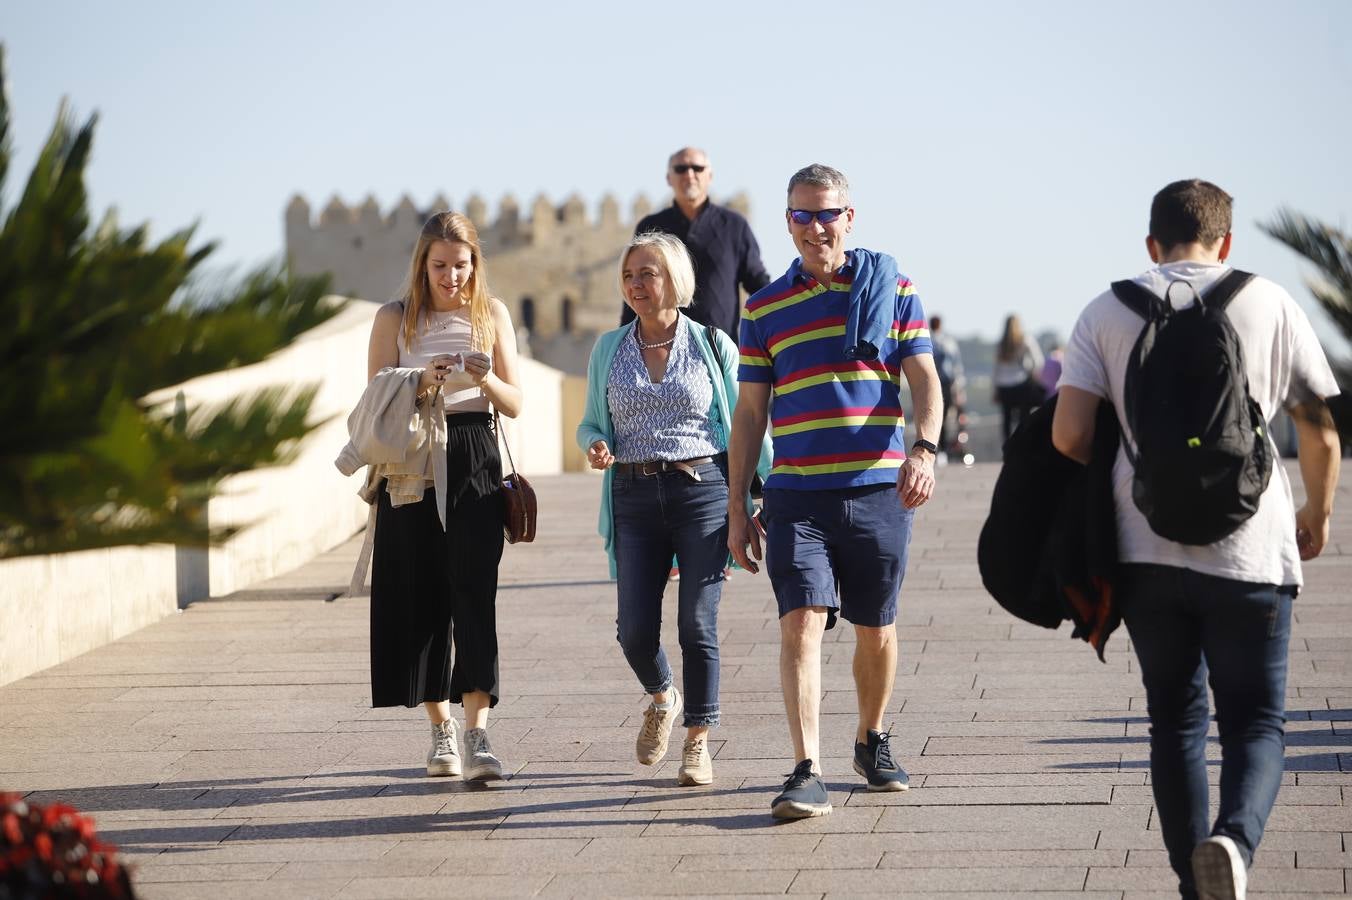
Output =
[{"x1": 761, "y1": 483, "x2": 914, "y2": 628}]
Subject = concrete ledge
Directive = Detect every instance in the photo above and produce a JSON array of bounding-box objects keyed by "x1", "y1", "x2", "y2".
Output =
[{"x1": 0, "y1": 298, "x2": 570, "y2": 685}]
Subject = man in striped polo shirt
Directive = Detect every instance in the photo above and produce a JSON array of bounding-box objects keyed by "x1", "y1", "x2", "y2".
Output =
[{"x1": 727, "y1": 164, "x2": 942, "y2": 819}]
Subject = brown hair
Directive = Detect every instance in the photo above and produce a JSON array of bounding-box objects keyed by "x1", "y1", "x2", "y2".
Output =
[
  {"x1": 1149, "y1": 179, "x2": 1233, "y2": 250},
  {"x1": 399, "y1": 212, "x2": 495, "y2": 353},
  {"x1": 997, "y1": 315, "x2": 1025, "y2": 362}
]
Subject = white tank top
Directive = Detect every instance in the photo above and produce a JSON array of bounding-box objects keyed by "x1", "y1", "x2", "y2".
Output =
[{"x1": 398, "y1": 306, "x2": 490, "y2": 414}]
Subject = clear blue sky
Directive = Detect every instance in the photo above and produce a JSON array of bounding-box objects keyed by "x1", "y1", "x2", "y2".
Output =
[{"x1": 5, "y1": 1, "x2": 1351, "y2": 342}]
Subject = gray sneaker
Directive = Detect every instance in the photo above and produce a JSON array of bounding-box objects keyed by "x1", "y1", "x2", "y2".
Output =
[
  {"x1": 636, "y1": 687, "x2": 682, "y2": 765},
  {"x1": 463, "y1": 727, "x2": 504, "y2": 781},
  {"x1": 426, "y1": 719, "x2": 461, "y2": 777}
]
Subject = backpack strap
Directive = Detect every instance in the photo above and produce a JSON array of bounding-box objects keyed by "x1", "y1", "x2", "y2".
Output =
[
  {"x1": 1201, "y1": 269, "x2": 1254, "y2": 312},
  {"x1": 705, "y1": 324, "x2": 725, "y2": 370},
  {"x1": 1110, "y1": 280, "x2": 1162, "y2": 321}
]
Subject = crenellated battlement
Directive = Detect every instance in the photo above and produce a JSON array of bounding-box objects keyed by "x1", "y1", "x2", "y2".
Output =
[
  {"x1": 284, "y1": 189, "x2": 753, "y2": 371},
  {"x1": 285, "y1": 191, "x2": 674, "y2": 248}
]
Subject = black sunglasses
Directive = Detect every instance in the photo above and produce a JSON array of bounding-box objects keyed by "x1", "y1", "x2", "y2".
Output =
[
  {"x1": 672, "y1": 164, "x2": 707, "y2": 174},
  {"x1": 788, "y1": 208, "x2": 847, "y2": 225}
]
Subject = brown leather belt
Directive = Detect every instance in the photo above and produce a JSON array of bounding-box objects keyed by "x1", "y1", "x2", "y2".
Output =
[{"x1": 613, "y1": 456, "x2": 716, "y2": 478}]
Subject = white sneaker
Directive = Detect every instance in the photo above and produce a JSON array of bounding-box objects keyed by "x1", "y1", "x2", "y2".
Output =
[
  {"x1": 426, "y1": 719, "x2": 461, "y2": 777},
  {"x1": 463, "y1": 727, "x2": 504, "y2": 781},
  {"x1": 1192, "y1": 834, "x2": 1247, "y2": 900}
]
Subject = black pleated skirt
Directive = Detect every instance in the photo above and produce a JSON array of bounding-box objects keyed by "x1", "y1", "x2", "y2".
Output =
[{"x1": 369, "y1": 412, "x2": 505, "y2": 708}]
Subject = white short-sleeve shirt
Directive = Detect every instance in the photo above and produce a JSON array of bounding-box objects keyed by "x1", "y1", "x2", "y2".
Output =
[{"x1": 1060, "y1": 261, "x2": 1339, "y2": 586}]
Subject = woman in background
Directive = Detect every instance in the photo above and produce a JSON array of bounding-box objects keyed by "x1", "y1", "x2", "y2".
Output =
[{"x1": 992, "y1": 314, "x2": 1045, "y2": 444}]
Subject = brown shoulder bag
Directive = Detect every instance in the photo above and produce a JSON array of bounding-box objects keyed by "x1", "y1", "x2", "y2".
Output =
[{"x1": 495, "y1": 410, "x2": 537, "y2": 544}]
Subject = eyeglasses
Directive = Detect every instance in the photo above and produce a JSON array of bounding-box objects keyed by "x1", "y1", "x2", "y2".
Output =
[
  {"x1": 672, "y1": 164, "x2": 707, "y2": 174},
  {"x1": 788, "y1": 208, "x2": 847, "y2": 225}
]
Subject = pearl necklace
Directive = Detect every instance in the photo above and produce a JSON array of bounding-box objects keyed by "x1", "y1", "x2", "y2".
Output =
[{"x1": 635, "y1": 323, "x2": 677, "y2": 350}]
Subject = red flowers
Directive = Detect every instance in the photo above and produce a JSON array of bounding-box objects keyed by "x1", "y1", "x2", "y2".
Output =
[{"x1": 0, "y1": 793, "x2": 136, "y2": 898}]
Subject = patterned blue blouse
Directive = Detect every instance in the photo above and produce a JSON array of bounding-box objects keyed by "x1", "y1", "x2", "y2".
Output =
[{"x1": 607, "y1": 315, "x2": 724, "y2": 463}]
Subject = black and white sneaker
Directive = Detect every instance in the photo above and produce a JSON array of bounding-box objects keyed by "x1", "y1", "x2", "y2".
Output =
[
  {"x1": 771, "y1": 759, "x2": 832, "y2": 819},
  {"x1": 1191, "y1": 835, "x2": 1247, "y2": 900},
  {"x1": 853, "y1": 729, "x2": 909, "y2": 792}
]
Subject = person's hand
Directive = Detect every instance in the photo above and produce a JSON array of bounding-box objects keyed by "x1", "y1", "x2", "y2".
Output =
[
  {"x1": 587, "y1": 440, "x2": 614, "y2": 470},
  {"x1": 463, "y1": 351, "x2": 493, "y2": 386},
  {"x1": 1295, "y1": 503, "x2": 1330, "y2": 561},
  {"x1": 418, "y1": 354, "x2": 460, "y2": 394},
  {"x1": 897, "y1": 450, "x2": 936, "y2": 509},
  {"x1": 727, "y1": 505, "x2": 764, "y2": 574}
]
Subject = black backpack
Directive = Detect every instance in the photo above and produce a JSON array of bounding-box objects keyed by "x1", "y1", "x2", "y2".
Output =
[{"x1": 1112, "y1": 269, "x2": 1272, "y2": 545}]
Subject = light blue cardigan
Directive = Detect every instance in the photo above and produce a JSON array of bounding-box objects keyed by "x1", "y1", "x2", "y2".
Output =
[{"x1": 576, "y1": 315, "x2": 772, "y2": 577}]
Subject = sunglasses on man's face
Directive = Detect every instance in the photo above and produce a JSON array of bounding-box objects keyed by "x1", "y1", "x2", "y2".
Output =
[
  {"x1": 672, "y1": 164, "x2": 707, "y2": 174},
  {"x1": 788, "y1": 208, "x2": 847, "y2": 225}
]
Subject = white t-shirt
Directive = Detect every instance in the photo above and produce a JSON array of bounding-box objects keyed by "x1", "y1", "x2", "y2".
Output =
[{"x1": 1061, "y1": 261, "x2": 1339, "y2": 587}]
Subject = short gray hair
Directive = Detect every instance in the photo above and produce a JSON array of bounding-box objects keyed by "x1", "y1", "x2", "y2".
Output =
[
  {"x1": 621, "y1": 232, "x2": 696, "y2": 308},
  {"x1": 787, "y1": 164, "x2": 850, "y2": 206}
]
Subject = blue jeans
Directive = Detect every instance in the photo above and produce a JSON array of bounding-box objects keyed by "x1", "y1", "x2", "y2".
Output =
[
  {"x1": 1118, "y1": 563, "x2": 1296, "y2": 899},
  {"x1": 611, "y1": 458, "x2": 728, "y2": 727}
]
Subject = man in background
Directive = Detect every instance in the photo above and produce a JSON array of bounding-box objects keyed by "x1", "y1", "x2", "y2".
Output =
[{"x1": 622, "y1": 147, "x2": 770, "y2": 340}]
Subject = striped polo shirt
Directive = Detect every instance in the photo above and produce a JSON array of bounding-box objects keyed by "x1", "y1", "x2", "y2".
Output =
[{"x1": 738, "y1": 251, "x2": 932, "y2": 491}]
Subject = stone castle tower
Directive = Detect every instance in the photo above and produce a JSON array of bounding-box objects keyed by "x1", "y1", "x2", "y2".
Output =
[{"x1": 285, "y1": 191, "x2": 752, "y2": 371}]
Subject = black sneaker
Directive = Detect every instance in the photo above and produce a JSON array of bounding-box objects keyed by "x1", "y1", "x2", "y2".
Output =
[
  {"x1": 771, "y1": 759, "x2": 832, "y2": 819},
  {"x1": 853, "y1": 729, "x2": 909, "y2": 792}
]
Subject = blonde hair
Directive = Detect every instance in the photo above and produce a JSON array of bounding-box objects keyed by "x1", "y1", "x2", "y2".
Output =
[
  {"x1": 621, "y1": 232, "x2": 695, "y2": 308},
  {"x1": 400, "y1": 212, "x2": 495, "y2": 352}
]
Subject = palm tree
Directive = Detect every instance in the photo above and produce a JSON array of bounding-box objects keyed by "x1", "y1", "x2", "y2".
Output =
[
  {"x1": 1260, "y1": 209, "x2": 1352, "y2": 446},
  {"x1": 0, "y1": 46, "x2": 342, "y2": 557}
]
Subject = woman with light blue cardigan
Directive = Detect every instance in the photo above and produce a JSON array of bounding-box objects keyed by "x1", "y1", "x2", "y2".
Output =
[{"x1": 577, "y1": 232, "x2": 768, "y2": 787}]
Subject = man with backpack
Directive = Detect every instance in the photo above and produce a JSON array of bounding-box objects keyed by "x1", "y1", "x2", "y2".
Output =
[{"x1": 1052, "y1": 179, "x2": 1341, "y2": 900}]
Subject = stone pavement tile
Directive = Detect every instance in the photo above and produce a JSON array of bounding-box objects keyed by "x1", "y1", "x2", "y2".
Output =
[
  {"x1": 672, "y1": 849, "x2": 884, "y2": 872},
  {"x1": 876, "y1": 803, "x2": 1148, "y2": 833},
  {"x1": 844, "y1": 784, "x2": 1113, "y2": 806},
  {"x1": 1098, "y1": 863, "x2": 1346, "y2": 894},
  {"x1": 129, "y1": 862, "x2": 283, "y2": 883},
  {"x1": 380, "y1": 836, "x2": 586, "y2": 861},
  {"x1": 222, "y1": 793, "x2": 451, "y2": 819},
  {"x1": 579, "y1": 834, "x2": 822, "y2": 856},
  {"x1": 536, "y1": 870, "x2": 796, "y2": 898},
  {"x1": 1097, "y1": 828, "x2": 1342, "y2": 851},
  {"x1": 826, "y1": 895, "x2": 1124, "y2": 900},
  {"x1": 337, "y1": 874, "x2": 552, "y2": 898},
  {"x1": 435, "y1": 853, "x2": 684, "y2": 876},
  {"x1": 274, "y1": 858, "x2": 443, "y2": 879},
  {"x1": 488, "y1": 809, "x2": 656, "y2": 838},
  {"x1": 906, "y1": 752, "x2": 1124, "y2": 774},
  {"x1": 135, "y1": 879, "x2": 353, "y2": 900},
  {"x1": 1266, "y1": 805, "x2": 1352, "y2": 830},
  {"x1": 0, "y1": 729, "x2": 171, "y2": 752},
  {"x1": 1127, "y1": 848, "x2": 1296, "y2": 868},
  {"x1": 1112, "y1": 784, "x2": 1343, "y2": 806},
  {"x1": 790, "y1": 866, "x2": 1089, "y2": 893},
  {"x1": 921, "y1": 772, "x2": 1146, "y2": 787},
  {"x1": 95, "y1": 818, "x2": 249, "y2": 846},
  {"x1": 156, "y1": 731, "x2": 347, "y2": 751},
  {"x1": 820, "y1": 828, "x2": 1100, "y2": 852},
  {"x1": 878, "y1": 849, "x2": 1126, "y2": 868},
  {"x1": 151, "y1": 838, "x2": 397, "y2": 864},
  {"x1": 903, "y1": 719, "x2": 1130, "y2": 738},
  {"x1": 641, "y1": 807, "x2": 881, "y2": 835},
  {"x1": 1, "y1": 749, "x2": 187, "y2": 773},
  {"x1": 224, "y1": 814, "x2": 503, "y2": 842}
]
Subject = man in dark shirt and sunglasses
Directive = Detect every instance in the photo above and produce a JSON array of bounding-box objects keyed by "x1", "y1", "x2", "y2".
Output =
[{"x1": 621, "y1": 147, "x2": 771, "y2": 340}]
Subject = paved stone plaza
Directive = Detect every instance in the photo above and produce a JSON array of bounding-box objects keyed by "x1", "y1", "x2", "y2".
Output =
[{"x1": 1, "y1": 464, "x2": 1349, "y2": 898}]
